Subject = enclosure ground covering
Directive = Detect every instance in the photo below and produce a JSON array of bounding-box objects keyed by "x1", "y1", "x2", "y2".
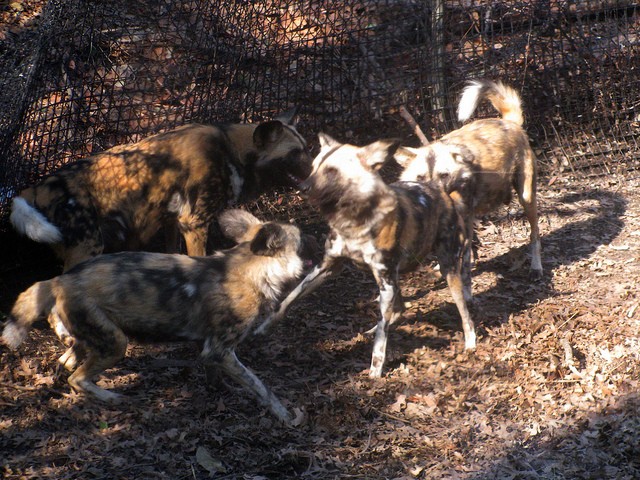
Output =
[
  {"x1": 1, "y1": 174, "x2": 640, "y2": 479},
  {"x1": 2, "y1": 0, "x2": 640, "y2": 478}
]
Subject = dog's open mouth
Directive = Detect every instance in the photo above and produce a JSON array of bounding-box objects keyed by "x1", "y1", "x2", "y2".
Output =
[{"x1": 287, "y1": 172, "x2": 306, "y2": 186}]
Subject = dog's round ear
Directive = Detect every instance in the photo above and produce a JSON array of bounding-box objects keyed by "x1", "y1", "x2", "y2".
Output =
[
  {"x1": 394, "y1": 146, "x2": 419, "y2": 167},
  {"x1": 274, "y1": 106, "x2": 299, "y2": 126},
  {"x1": 358, "y1": 138, "x2": 401, "y2": 171},
  {"x1": 254, "y1": 121, "x2": 285, "y2": 149},
  {"x1": 449, "y1": 144, "x2": 475, "y2": 165},
  {"x1": 250, "y1": 223, "x2": 288, "y2": 256},
  {"x1": 219, "y1": 209, "x2": 261, "y2": 243},
  {"x1": 317, "y1": 132, "x2": 341, "y2": 150}
]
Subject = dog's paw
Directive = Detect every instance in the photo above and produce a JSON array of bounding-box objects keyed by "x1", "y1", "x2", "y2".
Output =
[
  {"x1": 288, "y1": 407, "x2": 306, "y2": 427},
  {"x1": 96, "y1": 389, "x2": 124, "y2": 404},
  {"x1": 58, "y1": 348, "x2": 80, "y2": 371},
  {"x1": 529, "y1": 268, "x2": 544, "y2": 281},
  {"x1": 368, "y1": 366, "x2": 384, "y2": 379},
  {"x1": 464, "y1": 331, "x2": 477, "y2": 351},
  {"x1": 73, "y1": 379, "x2": 124, "y2": 404}
]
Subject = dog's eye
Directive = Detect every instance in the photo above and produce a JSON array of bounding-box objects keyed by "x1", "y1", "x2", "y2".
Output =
[{"x1": 439, "y1": 172, "x2": 450, "y2": 181}]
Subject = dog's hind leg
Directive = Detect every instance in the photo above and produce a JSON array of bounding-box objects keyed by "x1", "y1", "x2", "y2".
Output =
[
  {"x1": 68, "y1": 348, "x2": 126, "y2": 403},
  {"x1": 65, "y1": 308, "x2": 128, "y2": 402},
  {"x1": 254, "y1": 257, "x2": 345, "y2": 335},
  {"x1": 209, "y1": 348, "x2": 293, "y2": 424},
  {"x1": 516, "y1": 149, "x2": 542, "y2": 279},
  {"x1": 369, "y1": 271, "x2": 404, "y2": 378}
]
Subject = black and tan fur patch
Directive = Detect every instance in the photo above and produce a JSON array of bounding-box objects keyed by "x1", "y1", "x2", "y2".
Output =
[
  {"x1": 11, "y1": 110, "x2": 311, "y2": 271},
  {"x1": 2, "y1": 209, "x2": 313, "y2": 423},
  {"x1": 257, "y1": 133, "x2": 476, "y2": 378}
]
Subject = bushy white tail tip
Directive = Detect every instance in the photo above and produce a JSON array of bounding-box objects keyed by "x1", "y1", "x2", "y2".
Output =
[
  {"x1": 10, "y1": 197, "x2": 63, "y2": 244},
  {"x1": 2, "y1": 322, "x2": 27, "y2": 349},
  {"x1": 457, "y1": 81, "x2": 484, "y2": 123}
]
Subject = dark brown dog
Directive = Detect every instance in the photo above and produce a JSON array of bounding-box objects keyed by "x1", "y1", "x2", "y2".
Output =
[
  {"x1": 395, "y1": 79, "x2": 542, "y2": 278},
  {"x1": 3, "y1": 209, "x2": 314, "y2": 423},
  {"x1": 256, "y1": 133, "x2": 476, "y2": 378},
  {"x1": 10, "y1": 110, "x2": 311, "y2": 271}
]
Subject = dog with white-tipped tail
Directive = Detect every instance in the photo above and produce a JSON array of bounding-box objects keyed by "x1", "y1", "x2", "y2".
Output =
[
  {"x1": 3, "y1": 209, "x2": 316, "y2": 424},
  {"x1": 395, "y1": 79, "x2": 542, "y2": 279}
]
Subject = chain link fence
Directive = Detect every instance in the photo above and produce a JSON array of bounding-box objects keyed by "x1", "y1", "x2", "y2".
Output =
[{"x1": 1, "y1": 0, "x2": 639, "y2": 225}]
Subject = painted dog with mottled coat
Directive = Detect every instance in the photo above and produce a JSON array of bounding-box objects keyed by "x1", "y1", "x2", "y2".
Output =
[
  {"x1": 10, "y1": 109, "x2": 311, "y2": 271},
  {"x1": 395, "y1": 79, "x2": 542, "y2": 278},
  {"x1": 2, "y1": 209, "x2": 314, "y2": 423},
  {"x1": 256, "y1": 133, "x2": 476, "y2": 378}
]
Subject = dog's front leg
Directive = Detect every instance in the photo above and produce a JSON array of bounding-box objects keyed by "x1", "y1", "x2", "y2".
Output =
[
  {"x1": 369, "y1": 271, "x2": 403, "y2": 378},
  {"x1": 182, "y1": 227, "x2": 208, "y2": 257},
  {"x1": 163, "y1": 219, "x2": 181, "y2": 253},
  {"x1": 214, "y1": 349, "x2": 293, "y2": 424},
  {"x1": 254, "y1": 257, "x2": 344, "y2": 335}
]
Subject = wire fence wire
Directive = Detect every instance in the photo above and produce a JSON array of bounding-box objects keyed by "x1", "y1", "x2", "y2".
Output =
[{"x1": 1, "y1": 0, "x2": 639, "y2": 224}]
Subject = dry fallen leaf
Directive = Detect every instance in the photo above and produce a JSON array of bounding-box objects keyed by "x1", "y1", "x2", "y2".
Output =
[{"x1": 196, "y1": 446, "x2": 227, "y2": 475}]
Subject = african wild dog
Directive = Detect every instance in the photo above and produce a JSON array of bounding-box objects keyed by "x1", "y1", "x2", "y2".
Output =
[
  {"x1": 395, "y1": 79, "x2": 542, "y2": 278},
  {"x1": 2, "y1": 209, "x2": 315, "y2": 423},
  {"x1": 10, "y1": 109, "x2": 311, "y2": 271},
  {"x1": 256, "y1": 133, "x2": 476, "y2": 378}
]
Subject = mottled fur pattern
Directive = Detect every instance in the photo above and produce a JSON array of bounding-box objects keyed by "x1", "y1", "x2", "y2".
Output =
[
  {"x1": 257, "y1": 133, "x2": 476, "y2": 378},
  {"x1": 395, "y1": 79, "x2": 542, "y2": 278},
  {"x1": 2, "y1": 209, "x2": 314, "y2": 423},
  {"x1": 10, "y1": 110, "x2": 311, "y2": 271}
]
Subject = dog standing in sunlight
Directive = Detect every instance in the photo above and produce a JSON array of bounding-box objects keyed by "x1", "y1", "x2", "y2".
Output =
[
  {"x1": 395, "y1": 79, "x2": 542, "y2": 278},
  {"x1": 256, "y1": 133, "x2": 476, "y2": 378}
]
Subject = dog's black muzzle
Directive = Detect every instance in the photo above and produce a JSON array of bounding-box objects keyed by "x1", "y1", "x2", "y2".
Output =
[{"x1": 299, "y1": 233, "x2": 322, "y2": 269}]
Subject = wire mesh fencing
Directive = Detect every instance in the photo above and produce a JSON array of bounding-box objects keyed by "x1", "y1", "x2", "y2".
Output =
[{"x1": 1, "y1": 0, "x2": 639, "y2": 225}]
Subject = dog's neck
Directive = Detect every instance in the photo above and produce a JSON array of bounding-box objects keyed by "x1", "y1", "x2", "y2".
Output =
[
  {"x1": 312, "y1": 175, "x2": 398, "y2": 237},
  {"x1": 224, "y1": 124, "x2": 258, "y2": 165},
  {"x1": 218, "y1": 124, "x2": 261, "y2": 203},
  {"x1": 225, "y1": 244, "x2": 304, "y2": 312}
]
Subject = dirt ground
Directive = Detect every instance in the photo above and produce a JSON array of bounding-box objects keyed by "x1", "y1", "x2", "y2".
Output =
[
  {"x1": 2, "y1": 0, "x2": 640, "y2": 477},
  {"x1": 1, "y1": 172, "x2": 640, "y2": 480}
]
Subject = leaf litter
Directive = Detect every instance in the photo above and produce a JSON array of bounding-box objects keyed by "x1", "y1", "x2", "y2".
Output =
[{"x1": 2, "y1": 170, "x2": 640, "y2": 478}]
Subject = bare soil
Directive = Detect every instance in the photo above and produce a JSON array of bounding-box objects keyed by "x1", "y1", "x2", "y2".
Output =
[{"x1": 1, "y1": 174, "x2": 640, "y2": 479}]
